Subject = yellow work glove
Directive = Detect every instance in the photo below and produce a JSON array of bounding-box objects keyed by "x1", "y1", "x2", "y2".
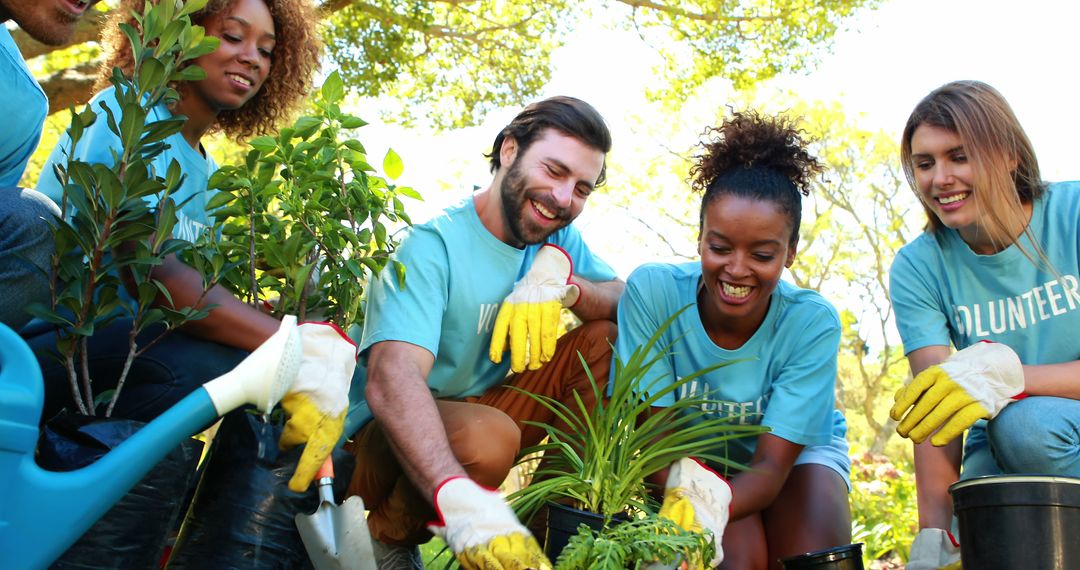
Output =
[
  {"x1": 489, "y1": 244, "x2": 581, "y2": 373},
  {"x1": 428, "y1": 477, "x2": 551, "y2": 570},
  {"x1": 279, "y1": 322, "x2": 357, "y2": 492},
  {"x1": 891, "y1": 341, "x2": 1025, "y2": 446},
  {"x1": 659, "y1": 457, "x2": 732, "y2": 569},
  {"x1": 906, "y1": 528, "x2": 961, "y2": 570}
]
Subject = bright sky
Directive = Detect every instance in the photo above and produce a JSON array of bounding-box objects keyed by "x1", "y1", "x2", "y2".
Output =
[{"x1": 358, "y1": 0, "x2": 1080, "y2": 279}]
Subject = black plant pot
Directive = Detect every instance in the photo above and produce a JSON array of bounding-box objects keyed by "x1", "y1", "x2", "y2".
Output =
[
  {"x1": 544, "y1": 502, "x2": 627, "y2": 562},
  {"x1": 37, "y1": 411, "x2": 204, "y2": 570},
  {"x1": 779, "y1": 543, "x2": 864, "y2": 570},
  {"x1": 951, "y1": 475, "x2": 1080, "y2": 570},
  {"x1": 166, "y1": 411, "x2": 354, "y2": 569}
]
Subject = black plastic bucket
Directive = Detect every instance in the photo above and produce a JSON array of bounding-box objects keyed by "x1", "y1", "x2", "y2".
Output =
[
  {"x1": 951, "y1": 475, "x2": 1080, "y2": 570},
  {"x1": 779, "y1": 543, "x2": 864, "y2": 570},
  {"x1": 544, "y1": 502, "x2": 619, "y2": 561}
]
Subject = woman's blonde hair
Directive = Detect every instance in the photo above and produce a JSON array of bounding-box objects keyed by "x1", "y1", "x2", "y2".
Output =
[
  {"x1": 901, "y1": 81, "x2": 1046, "y2": 257},
  {"x1": 95, "y1": 0, "x2": 321, "y2": 141}
]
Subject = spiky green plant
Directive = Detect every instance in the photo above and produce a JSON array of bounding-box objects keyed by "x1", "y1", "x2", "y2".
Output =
[{"x1": 508, "y1": 305, "x2": 769, "y2": 524}]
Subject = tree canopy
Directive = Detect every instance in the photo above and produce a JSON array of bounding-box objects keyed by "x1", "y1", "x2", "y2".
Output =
[{"x1": 17, "y1": 0, "x2": 880, "y2": 128}]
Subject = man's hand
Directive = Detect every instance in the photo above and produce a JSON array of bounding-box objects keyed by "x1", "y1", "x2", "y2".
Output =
[
  {"x1": 906, "y1": 528, "x2": 961, "y2": 570},
  {"x1": 489, "y1": 244, "x2": 580, "y2": 373},
  {"x1": 891, "y1": 342, "x2": 1024, "y2": 446},
  {"x1": 279, "y1": 322, "x2": 357, "y2": 492},
  {"x1": 659, "y1": 457, "x2": 732, "y2": 569},
  {"x1": 428, "y1": 477, "x2": 551, "y2": 570}
]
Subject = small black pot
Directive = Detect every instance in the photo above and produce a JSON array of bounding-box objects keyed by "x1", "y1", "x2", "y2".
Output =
[
  {"x1": 951, "y1": 475, "x2": 1080, "y2": 570},
  {"x1": 544, "y1": 502, "x2": 625, "y2": 561},
  {"x1": 779, "y1": 543, "x2": 864, "y2": 570}
]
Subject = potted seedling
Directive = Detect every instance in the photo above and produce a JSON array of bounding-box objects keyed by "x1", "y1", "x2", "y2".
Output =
[
  {"x1": 28, "y1": 1, "x2": 222, "y2": 566},
  {"x1": 166, "y1": 71, "x2": 419, "y2": 568},
  {"x1": 509, "y1": 307, "x2": 769, "y2": 565}
]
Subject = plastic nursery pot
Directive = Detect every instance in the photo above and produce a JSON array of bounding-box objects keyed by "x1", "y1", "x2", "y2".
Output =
[
  {"x1": 779, "y1": 543, "x2": 864, "y2": 570},
  {"x1": 37, "y1": 412, "x2": 205, "y2": 570},
  {"x1": 544, "y1": 502, "x2": 630, "y2": 561},
  {"x1": 950, "y1": 475, "x2": 1080, "y2": 570}
]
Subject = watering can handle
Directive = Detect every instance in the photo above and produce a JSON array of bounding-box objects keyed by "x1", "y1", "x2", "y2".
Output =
[{"x1": 316, "y1": 457, "x2": 334, "y2": 479}]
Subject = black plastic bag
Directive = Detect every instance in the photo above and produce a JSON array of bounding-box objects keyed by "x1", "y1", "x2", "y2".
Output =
[
  {"x1": 38, "y1": 411, "x2": 204, "y2": 569},
  {"x1": 166, "y1": 411, "x2": 354, "y2": 569}
]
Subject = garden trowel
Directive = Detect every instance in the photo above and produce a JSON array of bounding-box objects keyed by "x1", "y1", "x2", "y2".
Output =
[{"x1": 295, "y1": 457, "x2": 376, "y2": 569}]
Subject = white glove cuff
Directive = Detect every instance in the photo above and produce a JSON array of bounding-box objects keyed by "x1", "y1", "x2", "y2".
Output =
[
  {"x1": 429, "y1": 477, "x2": 530, "y2": 551},
  {"x1": 942, "y1": 341, "x2": 1025, "y2": 416}
]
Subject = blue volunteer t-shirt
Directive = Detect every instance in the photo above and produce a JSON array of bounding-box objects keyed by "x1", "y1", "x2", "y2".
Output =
[
  {"x1": 36, "y1": 86, "x2": 217, "y2": 242},
  {"x1": 614, "y1": 262, "x2": 845, "y2": 466},
  {"x1": 0, "y1": 27, "x2": 48, "y2": 187},
  {"x1": 891, "y1": 182, "x2": 1080, "y2": 365},
  {"x1": 345, "y1": 197, "x2": 618, "y2": 431}
]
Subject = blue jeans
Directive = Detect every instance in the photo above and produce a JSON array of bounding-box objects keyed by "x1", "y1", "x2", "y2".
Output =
[
  {"x1": 0, "y1": 187, "x2": 58, "y2": 331},
  {"x1": 26, "y1": 318, "x2": 249, "y2": 423},
  {"x1": 962, "y1": 396, "x2": 1080, "y2": 478}
]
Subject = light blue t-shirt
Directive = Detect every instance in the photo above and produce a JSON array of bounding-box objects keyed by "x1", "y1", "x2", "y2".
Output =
[
  {"x1": 36, "y1": 86, "x2": 217, "y2": 242},
  {"x1": 345, "y1": 197, "x2": 617, "y2": 432},
  {"x1": 614, "y1": 262, "x2": 846, "y2": 467},
  {"x1": 891, "y1": 182, "x2": 1080, "y2": 364},
  {"x1": 892, "y1": 183, "x2": 1080, "y2": 474},
  {"x1": 1, "y1": 27, "x2": 47, "y2": 187}
]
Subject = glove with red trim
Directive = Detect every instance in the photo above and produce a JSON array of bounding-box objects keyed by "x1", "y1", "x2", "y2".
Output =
[
  {"x1": 659, "y1": 457, "x2": 732, "y2": 569},
  {"x1": 489, "y1": 243, "x2": 580, "y2": 373},
  {"x1": 279, "y1": 321, "x2": 357, "y2": 492},
  {"x1": 891, "y1": 341, "x2": 1025, "y2": 446},
  {"x1": 428, "y1": 477, "x2": 551, "y2": 570},
  {"x1": 906, "y1": 528, "x2": 961, "y2": 570}
]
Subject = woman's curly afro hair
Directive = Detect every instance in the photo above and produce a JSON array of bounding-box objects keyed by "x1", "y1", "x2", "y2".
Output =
[
  {"x1": 95, "y1": 0, "x2": 321, "y2": 141},
  {"x1": 690, "y1": 109, "x2": 823, "y2": 245}
]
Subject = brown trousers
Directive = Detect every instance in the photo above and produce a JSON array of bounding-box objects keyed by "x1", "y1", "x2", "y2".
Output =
[{"x1": 345, "y1": 320, "x2": 617, "y2": 545}]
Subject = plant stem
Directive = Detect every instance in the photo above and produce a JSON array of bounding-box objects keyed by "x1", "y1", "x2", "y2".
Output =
[{"x1": 79, "y1": 336, "x2": 94, "y2": 415}]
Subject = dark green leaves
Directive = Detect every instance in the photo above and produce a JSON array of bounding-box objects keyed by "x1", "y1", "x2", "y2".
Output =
[{"x1": 198, "y1": 74, "x2": 422, "y2": 329}]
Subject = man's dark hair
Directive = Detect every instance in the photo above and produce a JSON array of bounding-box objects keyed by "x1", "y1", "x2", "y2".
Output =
[{"x1": 486, "y1": 96, "x2": 612, "y2": 187}]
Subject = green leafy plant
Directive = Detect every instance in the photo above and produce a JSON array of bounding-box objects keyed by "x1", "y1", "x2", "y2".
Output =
[
  {"x1": 509, "y1": 306, "x2": 769, "y2": 523},
  {"x1": 31, "y1": 0, "x2": 220, "y2": 417},
  {"x1": 555, "y1": 516, "x2": 715, "y2": 570},
  {"x1": 196, "y1": 70, "x2": 418, "y2": 328},
  {"x1": 849, "y1": 450, "x2": 918, "y2": 566}
]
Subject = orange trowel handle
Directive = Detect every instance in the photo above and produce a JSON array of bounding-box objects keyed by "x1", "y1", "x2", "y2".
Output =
[{"x1": 316, "y1": 457, "x2": 334, "y2": 480}]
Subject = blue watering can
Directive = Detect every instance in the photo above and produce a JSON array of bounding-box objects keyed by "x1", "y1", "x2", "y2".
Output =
[{"x1": 0, "y1": 317, "x2": 302, "y2": 569}]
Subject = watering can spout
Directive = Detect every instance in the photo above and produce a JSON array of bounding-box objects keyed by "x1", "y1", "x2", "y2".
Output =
[{"x1": 0, "y1": 318, "x2": 301, "y2": 569}]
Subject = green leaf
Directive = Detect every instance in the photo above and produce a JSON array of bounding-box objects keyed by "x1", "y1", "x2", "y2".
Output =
[
  {"x1": 396, "y1": 186, "x2": 422, "y2": 200},
  {"x1": 342, "y1": 139, "x2": 366, "y2": 154},
  {"x1": 293, "y1": 116, "x2": 323, "y2": 139},
  {"x1": 177, "y1": 0, "x2": 210, "y2": 19},
  {"x1": 339, "y1": 115, "x2": 368, "y2": 129},
  {"x1": 170, "y1": 65, "x2": 207, "y2": 83},
  {"x1": 205, "y1": 191, "x2": 236, "y2": 211},
  {"x1": 249, "y1": 136, "x2": 277, "y2": 153},
  {"x1": 382, "y1": 148, "x2": 404, "y2": 180},
  {"x1": 321, "y1": 70, "x2": 345, "y2": 104}
]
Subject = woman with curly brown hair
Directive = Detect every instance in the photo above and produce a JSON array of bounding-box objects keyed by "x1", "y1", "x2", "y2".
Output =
[
  {"x1": 615, "y1": 110, "x2": 851, "y2": 568},
  {"x1": 29, "y1": 0, "x2": 350, "y2": 493}
]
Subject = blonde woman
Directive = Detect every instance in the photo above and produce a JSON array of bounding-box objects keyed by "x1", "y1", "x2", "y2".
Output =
[{"x1": 890, "y1": 80, "x2": 1080, "y2": 567}]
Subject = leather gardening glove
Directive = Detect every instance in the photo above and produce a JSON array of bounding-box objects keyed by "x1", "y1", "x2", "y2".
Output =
[
  {"x1": 489, "y1": 244, "x2": 580, "y2": 373},
  {"x1": 891, "y1": 341, "x2": 1025, "y2": 446},
  {"x1": 428, "y1": 477, "x2": 551, "y2": 570},
  {"x1": 659, "y1": 457, "x2": 732, "y2": 569},
  {"x1": 279, "y1": 322, "x2": 357, "y2": 492},
  {"x1": 906, "y1": 528, "x2": 961, "y2": 570}
]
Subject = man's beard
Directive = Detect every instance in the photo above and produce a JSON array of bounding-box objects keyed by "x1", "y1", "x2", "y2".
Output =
[{"x1": 499, "y1": 161, "x2": 570, "y2": 246}]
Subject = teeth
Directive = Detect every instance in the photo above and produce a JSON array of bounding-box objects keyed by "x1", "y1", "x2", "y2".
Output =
[
  {"x1": 939, "y1": 192, "x2": 969, "y2": 205},
  {"x1": 722, "y1": 282, "x2": 750, "y2": 298},
  {"x1": 533, "y1": 200, "x2": 556, "y2": 220},
  {"x1": 227, "y1": 73, "x2": 253, "y2": 87}
]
